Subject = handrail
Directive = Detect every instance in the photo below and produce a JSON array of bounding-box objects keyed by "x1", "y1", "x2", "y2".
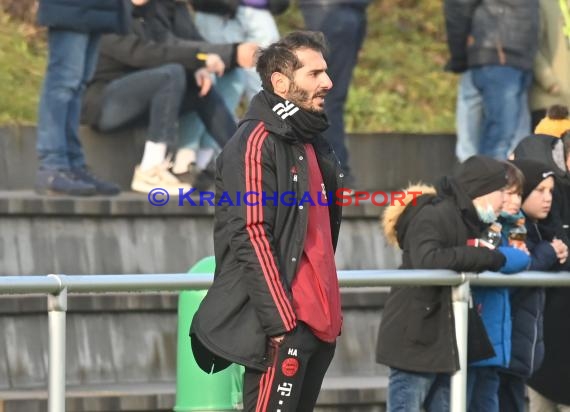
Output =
[{"x1": 2, "y1": 270, "x2": 570, "y2": 412}]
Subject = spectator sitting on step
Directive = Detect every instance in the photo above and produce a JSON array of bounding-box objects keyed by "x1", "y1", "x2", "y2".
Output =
[{"x1": 81, "y1": 0, "x2": 258, "y2": 194}]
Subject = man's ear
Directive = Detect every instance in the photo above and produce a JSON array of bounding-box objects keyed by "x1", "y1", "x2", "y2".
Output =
[{"x1": 271, "y1": 72, "x2": 290, "y2": 95}]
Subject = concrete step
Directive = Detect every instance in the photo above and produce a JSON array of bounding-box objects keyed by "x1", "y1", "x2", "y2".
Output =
[{"x1": 0, "y1": 376, "x2": 388, "y2": 412}]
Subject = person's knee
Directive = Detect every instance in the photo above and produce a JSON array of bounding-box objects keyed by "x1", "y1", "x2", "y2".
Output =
[{"x1": 162, "y1": 63, "x2": 186, "y2": 89}]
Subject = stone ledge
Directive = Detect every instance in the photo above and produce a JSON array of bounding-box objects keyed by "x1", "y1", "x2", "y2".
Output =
[{"x1": 0, "y1": 126, "x2": 457, "y2": 192}]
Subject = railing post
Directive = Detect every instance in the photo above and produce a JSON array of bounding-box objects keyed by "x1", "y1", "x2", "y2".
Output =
[
  {"x1": 450, "y1": 277, "x2": 470, "y2": 412},
  {"x1": 47, "y1": 275, "x2": 67, "y2": 412}
]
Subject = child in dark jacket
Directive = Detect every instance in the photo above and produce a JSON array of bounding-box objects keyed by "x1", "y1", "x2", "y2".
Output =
[
  {"x1": 498, "y1": 159, "x2": 570, "y2": 412},
  {"x1": 467, "y1": 165, "x2": 530, "y2": 412}
]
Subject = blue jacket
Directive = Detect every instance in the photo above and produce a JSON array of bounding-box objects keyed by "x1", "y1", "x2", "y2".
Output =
[
  {"x1": 37, "y1": 0, "x2": 131, "y2": 34},
  {"x1": 469, "y1": 215, "x2": 531, "y2": 368},
  {"x1": 470, "y1": 284, "x2": 512, "y2": 368}
]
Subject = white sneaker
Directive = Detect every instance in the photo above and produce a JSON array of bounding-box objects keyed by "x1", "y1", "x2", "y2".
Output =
[{"x1": 131, "y1": 163, "x2": 192, "y2": 195}]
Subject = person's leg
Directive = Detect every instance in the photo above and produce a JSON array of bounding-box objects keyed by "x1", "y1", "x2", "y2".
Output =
[
  {"x1": 35, "y1": 29, "x2": 96, "y2": 195},
  {"x1": 60, "y1": 33, "x2": 121, "y2": 195},
  {"x1": 498, "y1": 372, "x2": 528, "y2": 412},
  {"x1": 96, "y1": 64, "x2": 190, "y2": 194},
  {"x1": 527, "y1": 386, "x2": 558, "y2": 412},
  {"x1": 295, "y1": 340, "x2": 336, "y2": 411},
  {"x1": 455, "y1": 70, "x2": 483, "y2": 162},
  {"x1": 387, "y1": 367, "x2": 441, "y2": 412},
  {"x1": 67, "y1": 32, "x2": 100, "y2": 170},
  {"x1": 471, "y1": 65, "x2": 529, "y2": 159},
  {"x1": 37, "y1": 29, "x2": 90, "y2": 171},
  {"x1": 178, "y1": 69, "x2": 244, "y2": 151},
  {"x1": 425, "y1": 373, "x2": 450, "y2": 412},
  {"x1": 99, "y1": 64, "x2": 185, "y2": 148},
  {"x1": 242, "y1": 323, "x2": 331, "y2": 412},
  {"x1": 509, "y1": 72, "x2": 533, "y2": 155},
  {"x1": 467, "y1": 367, "x2": 500, "y2": 412},
  {"x1": 301, "y1": 3, "x2": 368, "y2": 186},
  {"x1": 181, "y1": 84, "x2": 237, "y2": 149}
]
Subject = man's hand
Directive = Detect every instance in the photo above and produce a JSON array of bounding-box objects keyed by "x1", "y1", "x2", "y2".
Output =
[
  {"x1": 205, "y1": 54, "x2": 225, "y2": 76},
  {"x1": 270, "y1": 334, "x2": 285, "y2": 345},
  {"x1": 194, "y1": 68, "x2": 213, "y2": 97},
  {"x1": 236, "y1": 42, "x2": 259, "y2": 68}
]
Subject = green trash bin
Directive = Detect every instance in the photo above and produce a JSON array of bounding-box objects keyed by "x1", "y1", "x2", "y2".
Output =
[{"x1": 174, "y1": 256, "x2": 244, "y2": 411}]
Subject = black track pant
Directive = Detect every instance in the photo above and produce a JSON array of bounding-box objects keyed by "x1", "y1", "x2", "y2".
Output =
[{"x1": 243, "y1": 322, "x2": 336, "y2": 412}]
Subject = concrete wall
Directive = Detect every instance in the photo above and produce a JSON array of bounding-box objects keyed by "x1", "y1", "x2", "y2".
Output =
[{"x1": 0, "y1": 126, "x2": 457, "y2": 191}]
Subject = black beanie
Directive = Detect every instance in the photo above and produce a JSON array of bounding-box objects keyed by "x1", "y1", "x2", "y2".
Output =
[
  {"x1": 511, "y1": 159, "x2": 555, "y2": 201},
  {"x1": 453, "y1": 156, "x2": 508, "y2": 199}
]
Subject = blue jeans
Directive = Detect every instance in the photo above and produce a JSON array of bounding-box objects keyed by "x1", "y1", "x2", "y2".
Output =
[
  {"x1": 96, "y1": 65, "x2": 236, "y2": 149},
  {"x1": 37, "y1": 29, "x2": 101, "y2": 170},
  {"x1": 471, "y1": 65, "x2": 532, "y2": 159},
  {"x1": 97, "y1": 64, "x2": 186, "y2": 146},
  {"x1": 387, "y1": 368, "x2": 450, "y2": 412},
  {"x1": 300, "y1": 3, "x2": 368, "y2": 180},
  {"x1": 456, "y1": 71, "x2": 483, "y2": 162},
  {"x1": 467, "y1": 367, "x2": 500, "y2": 412},
  {"x1": 178, "y1": 68, "x2": 244, "y2": 151}
]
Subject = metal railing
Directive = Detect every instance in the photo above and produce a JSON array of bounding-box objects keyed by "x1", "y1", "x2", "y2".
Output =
[{"x1": 2, "y1": 270, "x2": 570, "y2": 412}]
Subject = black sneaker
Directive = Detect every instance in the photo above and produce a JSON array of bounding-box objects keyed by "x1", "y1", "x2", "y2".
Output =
[
  {"x1": 35, "y1": 169, "x2": 96, "y2": 196},
  {"x1": 71, "y1": 167, "x2": 121, "y2": 195},
  {"x1": 172, "y1": 162, "x2": 199, "y2": 187}
]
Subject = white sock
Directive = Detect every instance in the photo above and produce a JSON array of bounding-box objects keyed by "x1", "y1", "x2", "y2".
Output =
[
  {"x1": 196, "y1": 148, "x2": 215, "y2": 170},
  {"x1": 139, "y1": 141, "x2": 167, "y2": 171},
  {"x1": 172, "y1": 148, "x2": 197, "y2": 174}
]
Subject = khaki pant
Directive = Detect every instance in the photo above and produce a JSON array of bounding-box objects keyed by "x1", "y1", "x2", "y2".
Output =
[{"x1": 529, "y1": 387, "x2": 570, "y2": 412}]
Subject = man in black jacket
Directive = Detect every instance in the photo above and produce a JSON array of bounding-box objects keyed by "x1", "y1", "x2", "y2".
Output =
[
  {"x1": 191, "y1": 31, "x2": 345, "y2": 411},
  {"x1": 444, "y1": 0, "x2": 539, "y2": 160}
]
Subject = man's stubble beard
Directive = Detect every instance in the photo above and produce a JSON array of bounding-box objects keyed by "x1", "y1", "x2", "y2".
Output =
[{"x1": 286, "y1": 81, "x2": 326, "y2": 114}]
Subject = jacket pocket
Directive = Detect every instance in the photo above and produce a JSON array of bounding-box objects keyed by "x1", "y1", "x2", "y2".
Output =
[{"x1": 405, "y1": 299, "x2": 441, "y2": 346}]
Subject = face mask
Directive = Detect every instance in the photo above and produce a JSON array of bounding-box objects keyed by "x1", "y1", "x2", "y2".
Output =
[{"x1": 475, "y1": 202, "x2": 497, "y2": 224}]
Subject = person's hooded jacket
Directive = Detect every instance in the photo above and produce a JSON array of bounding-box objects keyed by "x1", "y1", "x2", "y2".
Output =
[
  {"x1": 513, "y1": 134, "x2": 570, "y2": 242},
  {"x1": 376, "y1": 170, "x2": 508, "y2": 373},
  {"x1": 190, "y1": 90, "x2": 344, "y2": 372}
]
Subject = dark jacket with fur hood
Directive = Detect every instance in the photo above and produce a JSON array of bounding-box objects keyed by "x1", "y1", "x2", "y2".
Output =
[{"x1": 376, "y1": 181, "x2": 505, "y2": 373}]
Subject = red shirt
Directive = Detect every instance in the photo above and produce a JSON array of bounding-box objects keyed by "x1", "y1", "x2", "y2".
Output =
[{"x1": 291, "y1": 144, "x2": 342, "y2": 342}]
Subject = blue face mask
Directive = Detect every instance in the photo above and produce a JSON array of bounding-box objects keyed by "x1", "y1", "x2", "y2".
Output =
[{"x1": 475, "y1": 202, "x2": 497, "y2": 224}]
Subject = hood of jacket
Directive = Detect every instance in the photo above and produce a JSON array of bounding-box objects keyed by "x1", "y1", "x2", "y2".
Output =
[
  {"x1": 514, "y1": 134, "x2": 570, "y2": 183},
  {"x1": 382, "y1": 184, "x2": 437, "y2": 248}
]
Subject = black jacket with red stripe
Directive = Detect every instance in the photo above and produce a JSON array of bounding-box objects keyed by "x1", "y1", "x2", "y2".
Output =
[{"x1": 190, "y1": 91, "x2": 343, "y2": 372}]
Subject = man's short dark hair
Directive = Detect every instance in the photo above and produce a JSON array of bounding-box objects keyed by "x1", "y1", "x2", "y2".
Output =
[{"x1": 256, "y1": 31, "x2": 328, "y2": 93}]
